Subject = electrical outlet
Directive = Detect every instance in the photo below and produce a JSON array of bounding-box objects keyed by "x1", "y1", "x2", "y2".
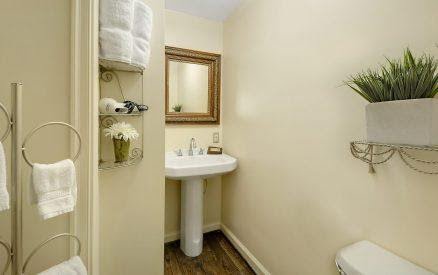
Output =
[{"x1": 213, "y1": 132, "x2": 220, "y2": 143}]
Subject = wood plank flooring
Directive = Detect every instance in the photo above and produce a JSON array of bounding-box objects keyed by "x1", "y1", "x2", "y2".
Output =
[{"x1": 164, "y1": 230, "x2": 255, "y2": 275}]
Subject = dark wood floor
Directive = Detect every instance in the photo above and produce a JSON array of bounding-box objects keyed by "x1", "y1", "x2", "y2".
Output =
[{"x1": 165, "y1": 230, "x2": 255, "y2": 275}]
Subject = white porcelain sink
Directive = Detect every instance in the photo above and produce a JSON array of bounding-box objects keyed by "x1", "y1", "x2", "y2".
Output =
[
  {"x1": 165, "y1": 150, "x2": 237, "y2": 257},
  {"x1": 165, "y1": 151, "x2": 237, "y2": 180}
]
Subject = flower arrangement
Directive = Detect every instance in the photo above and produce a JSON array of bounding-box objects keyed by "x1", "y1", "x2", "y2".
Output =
[
  {"x1": 104, "y1": 122, "x2": 139, "y2": 162},
  {"x1": 104, "y1": 122, "x2": 139, "y2": 141}
]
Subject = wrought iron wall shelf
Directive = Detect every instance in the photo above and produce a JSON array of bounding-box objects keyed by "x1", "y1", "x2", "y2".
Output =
[
  {"x1": 99, "y1": 113, "x2": 142, "y2": 117},
  {"x1": 98, "y1": 65, "x2": 145, "y2": 171},
  {"x1": 350, "y1": 140, "x2": 438, "y2": 175}
]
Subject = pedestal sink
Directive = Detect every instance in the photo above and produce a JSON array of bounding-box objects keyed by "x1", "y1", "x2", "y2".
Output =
[{"x1": 165, "y1": 151, "x2": 237, "y2": 257}]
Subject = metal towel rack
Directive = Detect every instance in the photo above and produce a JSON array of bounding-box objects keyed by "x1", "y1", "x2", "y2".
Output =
[
  {"x1": 0, "y1": 101, "x2": 12, "y2": 142},
  {"x1": 0, "y1": 83, "x2": 84, "y2": 275},
  {"x1": 22, "y1": 122, "x2": 82, "y2": 167},
  {"x1": 22, "y1": 233, "x2": 81, "y2": 274},
  {"x1": 0, "y1": 239, "x2": 11, "y2": 275}
]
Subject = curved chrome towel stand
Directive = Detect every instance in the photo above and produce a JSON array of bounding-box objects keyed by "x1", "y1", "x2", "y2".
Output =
[
  {"x1": 0, "y1": 102, "x2": 12, "y2": 142},
  {"x1": 22, "y1": 233, "x2": 81, "y2": 274},
  {"x1": 0, "y1": 239, "x2": 12, "y2": 275},
  {"x1": 21, "y1": 122, "x2": 82, "y2": 167}
]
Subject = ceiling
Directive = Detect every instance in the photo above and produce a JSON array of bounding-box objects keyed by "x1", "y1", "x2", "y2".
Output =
[{"x1": 165, "y1": 0, "x2": 242, "y2": 21}]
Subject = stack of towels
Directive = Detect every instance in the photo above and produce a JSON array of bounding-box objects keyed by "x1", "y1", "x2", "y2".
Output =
[{"x1": 99, "y1": 0, "x2": 153, "y2": 70}]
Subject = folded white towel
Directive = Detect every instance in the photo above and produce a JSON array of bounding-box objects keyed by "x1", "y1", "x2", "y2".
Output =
[
  {"x1": 131, "y1": 37, "x2": 150, "y2": 70},
  {"x1": 0, "y1": 142, "x2": 9, "y2": 211},
  {"x1": 31, "y1": 159, "x2": 77, "y2": 220},
  {"x1": 132, "y1": 0, "x2": 153, "y2": 42},
  {"x1": 99, "y1": 0, "x2": 134, "y2": 31},
  {"x1": 130, "y1": 0, "x2": 153, "y2": 69},
  {"x1": 38, "y1": 256, "x2": 87, "y2": 275},
  {"x1": 99, "y1": 0, "x2": 153, "y2": 70},
  {"x1": 99, "y1": 27, "x2": 133, "y2": 65}
]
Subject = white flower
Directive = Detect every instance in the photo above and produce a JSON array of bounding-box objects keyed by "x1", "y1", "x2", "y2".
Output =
[{"x1": 104, "y1": 122, "x2": 139, "y2": 141}]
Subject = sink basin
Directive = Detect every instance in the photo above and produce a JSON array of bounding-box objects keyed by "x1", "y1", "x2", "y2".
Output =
[
  {"x1": 165, "y1": 151, "x2": 237, "y2": 180},
  {"x1": 165, "y1": 151, "x2": 237, "y2": 257}
]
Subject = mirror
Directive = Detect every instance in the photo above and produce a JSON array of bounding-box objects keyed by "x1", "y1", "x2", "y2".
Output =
[
  {"x1": 165, "y1": 46, "x2": 221, "y2": 124},
  {"x1": 168, "y1": 61, "x2": 209, "y2": 113}
]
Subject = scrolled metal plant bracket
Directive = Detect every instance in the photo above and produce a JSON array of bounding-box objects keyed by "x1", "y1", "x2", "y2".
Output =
[
  {"x1": 99, "y1": 66, "x2": 126, "y2": 101},
  {"x1": 99, "y1": 115, "x2": 118, "y2": 128},
  {"x1": 350, "y1": 140, "x2": 438, "y2": 175},
  {"x1": 130, "y1": 147, "x2": 143, "y2": 160}
]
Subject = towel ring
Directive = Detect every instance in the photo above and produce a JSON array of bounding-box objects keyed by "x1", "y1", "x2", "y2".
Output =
[
  {"x1": 22, "y1": 122, "x2": 82, "y2": 167},
  {"x1": 0, "y1": 102, "x2": 12, "y2": 142},
  {"x1": 22, "y1": 233, "x2": 81, "y2": 274},
  {"x1": 0, "y1": 239, "x2": 11, "y2": 275}
]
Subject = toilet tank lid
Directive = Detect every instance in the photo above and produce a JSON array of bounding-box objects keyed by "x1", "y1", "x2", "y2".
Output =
[{"x1": 336, "y1": 241, "x2": 435, "y2": 275}]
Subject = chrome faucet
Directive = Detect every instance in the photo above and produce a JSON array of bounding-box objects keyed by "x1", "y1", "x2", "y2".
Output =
[{"x1": 188, "y1": 138, "x2": 197, "y2": 156}]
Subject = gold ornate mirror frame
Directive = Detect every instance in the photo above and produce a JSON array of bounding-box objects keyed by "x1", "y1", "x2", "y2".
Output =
[{"x1": 165, "y1": 46, "x2": 221, "y2": 124}]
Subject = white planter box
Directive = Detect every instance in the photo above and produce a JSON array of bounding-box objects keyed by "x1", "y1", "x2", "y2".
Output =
[{"x1": 366, "y1": 98, "x2": 438, "y2": 146}]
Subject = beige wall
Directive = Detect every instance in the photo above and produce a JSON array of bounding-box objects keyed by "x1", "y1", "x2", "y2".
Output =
[
  {"x1": 0, "y1": 1, "x2": 84, "y2": 274},
  {"x1": 99, "y1": 0, "x2": 165, "y2": 274},
  {"x1": 164, "y1": 10, "x2": 223, "y2": 151},
  {"x1": 222, "y1": 0, "x2": 438, "y2": 274},
  {"x1": 164, "y1": 10, "x2": 223, "y2": 241}
]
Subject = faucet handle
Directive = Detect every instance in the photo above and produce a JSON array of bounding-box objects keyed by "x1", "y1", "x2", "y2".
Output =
[
  {"x1": 175, "y1": 149, "x2": 183, "y2": 156},
  {"x1": 191, "y1": 137, "x2": 197, "y2": 148},
  {"x1": 198, "y1": 148, "x2": 204, "y2": 155}
]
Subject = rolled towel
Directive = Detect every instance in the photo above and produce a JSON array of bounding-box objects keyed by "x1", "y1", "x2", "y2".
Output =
[
  {"x1": 132, "y1": 0, "x2": 153, "y2": 42},
  {"x1": 99, "y1": 0, "x2": 134, "y2": 31},
  {"x1": 99, "y1": 28, "x2": 133, "y2": 64},
  {"x1": 0, "y1": 142, "x2": 9, "y2": 211},
  {"x1": 38, "y1": 256, "x2": 87, "y2": 275},
  {"x1": 31, "y1": 159, "x2": 77, "y2": 220},
  {"x1": 131, "y1": 37, "x2": 150, "y2": 70}
]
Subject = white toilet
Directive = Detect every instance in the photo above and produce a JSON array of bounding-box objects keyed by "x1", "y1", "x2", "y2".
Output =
[{"x1": 336, "y1": 241, "x2": 435, "y2": 275}]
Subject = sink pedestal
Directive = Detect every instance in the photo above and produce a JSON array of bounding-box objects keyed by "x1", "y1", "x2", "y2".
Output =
[
  {"x1": 180, "y1": 178, "x2": 203, "y2": 257},
  {"x1": 165, "y1": 152, "x2": 237, "y2": 257}
]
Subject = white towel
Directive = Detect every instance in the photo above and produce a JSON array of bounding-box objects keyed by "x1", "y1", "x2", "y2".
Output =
[
  {"x1": 131, "y1": 37, "x2": 150, "y2": 70},
  {"x1": 132, "y1": 0, "x2": 153, "y2": 42},
  {"x1": 99, "y1": 0, "x2": 153, "y2": 70},
  {"x1": 99, "y1": 27, "x2": 133, "y2": 65},
  {"x1": 131, "y1": 0, "x2": 153, "y2": 69},
  {"x1": 31, "y1": 159, "x2": 77, "y2": 220},
  {"x1": 99, "y1": 0, "x2": 134, "y2": 31},
  {"x1": 0, "y1": 142, "x2": 9, "y2": 211},
  {"x1": 38, "y1": 256, "x2": 87, "y2": 275}
]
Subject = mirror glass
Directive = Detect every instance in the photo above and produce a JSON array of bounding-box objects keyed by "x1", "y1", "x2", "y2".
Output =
[
  {"x1": 165, "y1": 46, "x2": 220, "y2": 124},
  {"x1": 167, "y1": 61, "x2": 209, "y2": 113}
]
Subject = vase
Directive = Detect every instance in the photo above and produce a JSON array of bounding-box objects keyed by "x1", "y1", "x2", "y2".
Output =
[
  {"x1": 366, "y1": 98, "x2": 438, "y2": 146},
  {"x1": 113, "y1": 138, "x2": 130, "y2": 162}
]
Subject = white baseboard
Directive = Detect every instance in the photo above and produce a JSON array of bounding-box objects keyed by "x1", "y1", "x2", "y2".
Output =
[
  {"x1": 221, "y1": 224, "x2": 271, "y2": 275},
  {"x1": 164, "y1": 223, "x2": 221, "y2": 243}
]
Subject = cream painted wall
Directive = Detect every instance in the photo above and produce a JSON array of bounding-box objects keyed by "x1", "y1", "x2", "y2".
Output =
[
  {"x1": 99, "y1": 0, "x2": 165, "y2": 274},
  {"x1": 165, "y1": 10, "x2": 223, "y2": 240},
  {"x1": 165, "y1": 9, "x2": 223, "y2": 151},
  {"x1": 222, "y1": 0, "x2": 438, "y2": 274},
  {"x1": 0, "y1": 1, "x2": 83, "y2": 274}
]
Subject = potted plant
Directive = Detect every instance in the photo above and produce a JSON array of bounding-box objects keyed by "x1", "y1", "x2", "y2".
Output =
[
  {"x1": 346, "y1": 48, "x2": 438, "y2": 146},
  {"x1": 104, "y1": 122, "x2": 139, "y2": 162},
  {"x1": 172, "y1": 104, "x2": 182, "y2": 112}
]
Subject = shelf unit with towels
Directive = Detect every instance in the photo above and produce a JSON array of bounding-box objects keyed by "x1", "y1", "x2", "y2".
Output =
[
  {"x1": 0, "y1": 83, "x2": 83, "y2": 275},
  {"x1": 98, "y1": 61, "x2": 147, "y2": 171}
]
